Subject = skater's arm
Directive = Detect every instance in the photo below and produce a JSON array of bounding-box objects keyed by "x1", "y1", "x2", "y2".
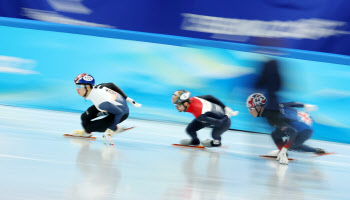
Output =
[
  {"x1": 101, "y1": 82, "x2": 142, "y2": 108},
  {"x1": 282, "y1": 102, "x2": 318, "y2": 112},
  {"x1": 282, "y1": 102, "x2": 304, "y2": 108},
  {"x1": 101, "y1": 83, "x2": 128, "y2": 99},
  {"x1": 197, "y1": 95, "x2": 226, "y2": 109}
]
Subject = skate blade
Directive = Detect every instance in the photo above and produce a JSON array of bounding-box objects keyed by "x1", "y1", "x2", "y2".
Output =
[
  {"x1": 63, "y1": 134, "x2": 97, "y2": 139},
  {"x1": 311, "y1": 152, "x2": 337, "y2": 157},
  {"x1": 172, "y1": 144, "x2": 205, "y2": 149},
  {"x1": 259, "y1": 155, "x2": 294, "y2": 161},
  {"x1": 121, "y1": 126, "x2": 134, "y2": 132}
]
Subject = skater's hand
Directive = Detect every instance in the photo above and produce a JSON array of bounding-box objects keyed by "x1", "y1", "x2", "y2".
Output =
[
  {"x1": 126, "y1": 97, "x2": 142, "y2": 108},
  {"x1": 277, "y1": 147, "x2": 289, "y2": 165},
  {"x1": 304, "y1": 104, "x2": 318, "y2": 112},
  {"x1": 224, "y1": 106, "x2": 239, "y2": 118}
]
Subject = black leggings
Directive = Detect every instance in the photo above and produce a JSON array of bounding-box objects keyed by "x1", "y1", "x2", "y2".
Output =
[
  {"x1": 81, "y1": 105, "x2": 128, "y2": 133},
  {"x1": 186, "y1": 113, "x2": 231, "y2": 141}
]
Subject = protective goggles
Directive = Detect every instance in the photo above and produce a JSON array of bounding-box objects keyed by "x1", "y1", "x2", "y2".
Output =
[
  {"x1": 174, "y1": 103, "x2": 182, "y2": 108},
  {"x1": 76, "y1": 84, "x2": 85, "y2": 89},
  {"x1": 248, "y1": 107, "x2": 255, "y2": 111}
]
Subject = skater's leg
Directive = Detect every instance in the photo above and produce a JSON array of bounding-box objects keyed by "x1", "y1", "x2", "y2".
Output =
[
  {"x1": 184, "y1": 119, "x2": 207, "y2": 145},
  {"x1": 201, "y1": 117, "x2": 231, "y2": 147},
  {"x1": 211, "y1": 117, "x2": 231, "y2": 141},
  {"x1": 99, "y1": 102, "x2": 129, "y2": 131},
  {"x1": 271, "y1": 129, "x2": 285, "y2": 150},
  {"x1": 196, "y1": 113, "x2": 231, "y2": 147},
  {"x1": 81, "y1": 105, "x2": 115, "y2": 133},
  {"x1": 289, "y1": 129, "x2": 317, "y2": 153}
]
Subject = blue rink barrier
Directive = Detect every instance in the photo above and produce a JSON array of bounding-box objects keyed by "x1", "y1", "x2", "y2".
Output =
[{"x1": 0, "y1": 17, "x2": 350, "y2": 144}]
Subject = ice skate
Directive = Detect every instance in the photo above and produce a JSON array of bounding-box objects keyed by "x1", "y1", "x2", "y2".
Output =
[
  {"x1": 266, "y1": 149, "x2": 288, "y2": 157},
  {"x1": 201, "y1": 139, "x2": 222, "y2": 147},
  {"x1": 180, "y1": 139, "x2": 200, "y2": 146},
  {"x1": 113, "y1": 125, "x2": 129, "y2": 135},
  {"x1": 103, "y1": 128, "x2": 115, "y2": 145},
  {"x1": 267, "y1": 150, "x2": 280, "y2": 157},
  {"x1": 260, "y1": 149, "x2": 293, "y2": 161},
  {"x1": 315, "y1": 148, "x2": 326, "y2": 155},
  {"x1": 70, "y1": 129, "x2": 92, "y2": 138}
]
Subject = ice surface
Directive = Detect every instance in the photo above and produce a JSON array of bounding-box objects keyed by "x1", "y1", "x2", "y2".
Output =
[{"x1": 0, "y1": 105, "x2": 349, "y2": 200}]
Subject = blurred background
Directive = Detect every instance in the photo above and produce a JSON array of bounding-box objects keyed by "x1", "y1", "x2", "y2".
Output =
[{"x1": 0, "y1": 0, "x2": 350, "y2": 143}]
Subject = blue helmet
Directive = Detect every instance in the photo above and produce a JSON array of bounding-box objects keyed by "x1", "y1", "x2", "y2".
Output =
[{"x1": 74, "y1": 73, "x2": 95, "y2": 86}]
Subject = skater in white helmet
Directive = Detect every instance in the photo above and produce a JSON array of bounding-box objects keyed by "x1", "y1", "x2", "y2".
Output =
[
  {"x1": 172, "y1": 90, "x2": 238, "y2": 147},
  {"x1": 72, "y1": 73, "x2": 142, "y2": 145}
]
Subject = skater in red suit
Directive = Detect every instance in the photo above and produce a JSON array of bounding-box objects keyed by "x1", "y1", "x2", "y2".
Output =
[{"x1": 172, "y1": 90, "x2": 238, "y2": 147}]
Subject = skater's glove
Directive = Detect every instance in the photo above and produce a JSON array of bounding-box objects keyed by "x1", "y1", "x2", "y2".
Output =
[
  {"x1": 126, "y1": 97, "x2": 142, "y2": 108},
  {"x1": 97, "y1": 111, "x2": 108, "y2": 117},
  {"x1": 224, "y1": 106, "x2": 239, "y2": 118},
  {"x1": 304, "y1": 104, "x2": 318, "y2": 112},
  {"x1": 277, "y1": 147, "x2": 289, "y2": 165}
]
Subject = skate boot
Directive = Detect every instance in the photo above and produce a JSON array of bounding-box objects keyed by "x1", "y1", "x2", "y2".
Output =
[
  {"x1": 201, "y1": 139, "x2": 222, "y2": 147},
  {"x1": 180, "y1": 138, "x2": 200, "y2": 146},
  {"x1": 103, "y1": 128, "x2": 115, "y2": 145},
  {"x1": 71, "y1": 129, "x2": 92, "y2": 138},
  {"x1": 267, "y1": 149, "x2": 288, "y2": 157},
  {"x1": 315, "y1": 148, "x2": 326, "y2": 155},
  {"x1": 113, "y1": 125, "x2": 127, "y2": 135},
  {"x1": 267, "y1": 150, "x2": 280, "y2": 157}
]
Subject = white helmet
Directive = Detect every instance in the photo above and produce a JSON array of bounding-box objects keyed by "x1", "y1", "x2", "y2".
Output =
[
  {"x1": 171, "y1": 90, "x2": 191, "y2": 104},
  {"x1": 246, "y1": 93, "x2": 267, "y2": 108}
]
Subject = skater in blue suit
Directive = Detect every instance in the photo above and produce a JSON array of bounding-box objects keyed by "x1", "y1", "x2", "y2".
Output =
[{"x1": 246, "y1": 93, "x2": 326, "y2": 165}]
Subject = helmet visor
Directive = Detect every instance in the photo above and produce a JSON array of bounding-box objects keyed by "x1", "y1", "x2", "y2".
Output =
[
  {"x1": 171, "y1": 93, "x2": 180, "y2": 104},
  {"x1": 76, "y1": 84, "x2": 85, "y2": 89}
]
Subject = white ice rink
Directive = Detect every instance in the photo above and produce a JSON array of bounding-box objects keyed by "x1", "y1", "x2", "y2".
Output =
[{"x1": 0, "y1": 105, "x2": 350, "y2": 200}]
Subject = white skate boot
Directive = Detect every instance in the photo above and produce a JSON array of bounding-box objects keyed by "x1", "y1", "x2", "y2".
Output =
[
  {"x1": 201, "y1": 139, "x2": 222, "y2": 147},
  {"x1": 267, "y1": 150, "x2": 280, "y2": 157},
  {"x1": 180, "y1": 139, "x2": 200, "y2": 146},
  {"x1": 71, "y1": 129, "x2": 92, "y2": 138},
  {"x1": 103, "y1": 129, "x2": 116, "y2": 145}
]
